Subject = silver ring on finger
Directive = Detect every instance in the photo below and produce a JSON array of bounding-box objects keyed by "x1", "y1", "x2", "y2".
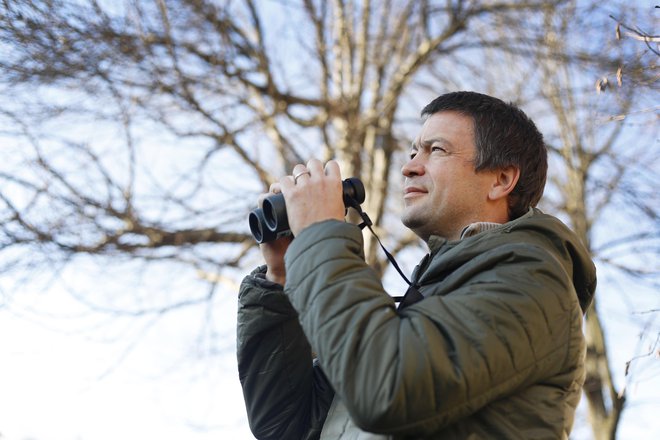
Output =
[{"x1": 293, "y1": 170, "x2": 311, "y2": 184}]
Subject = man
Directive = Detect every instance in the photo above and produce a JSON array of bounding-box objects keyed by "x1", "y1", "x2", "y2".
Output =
[{"x1": 237, "y1": 91, "x2": 596, "y2": 439}]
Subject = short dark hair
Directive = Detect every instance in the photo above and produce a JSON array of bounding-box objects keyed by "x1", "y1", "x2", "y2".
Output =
[{"x1": 421, "y1": 91, "x2": 547, "y2": 219}]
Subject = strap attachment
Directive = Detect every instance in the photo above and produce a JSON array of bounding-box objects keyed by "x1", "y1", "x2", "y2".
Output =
[{"x1": 349, "y1": 204, "x2": 416, "y2": 299}]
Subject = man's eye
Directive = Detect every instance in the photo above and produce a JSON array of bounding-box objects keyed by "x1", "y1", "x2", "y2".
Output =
[
  {"x1": 409, "y1": 151, "x2": 417, "y2": 159},
  {"x1": 432, "y1": 146, "x2": 446, "y2": 153}
]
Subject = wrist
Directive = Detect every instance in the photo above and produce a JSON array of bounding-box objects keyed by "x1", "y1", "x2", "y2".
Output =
[{"x1": 265, "y1": 268, "x2": 286, "y2": 286}]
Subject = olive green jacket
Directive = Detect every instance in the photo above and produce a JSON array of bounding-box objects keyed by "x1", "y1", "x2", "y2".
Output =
[{"x1": 237, "y1": 209, "x2": 596, "y2": 439}]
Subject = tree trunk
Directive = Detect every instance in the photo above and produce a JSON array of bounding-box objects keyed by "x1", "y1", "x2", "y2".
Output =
[{"x1": 583, "y1": 302, "x2": 626, "y2": 440}]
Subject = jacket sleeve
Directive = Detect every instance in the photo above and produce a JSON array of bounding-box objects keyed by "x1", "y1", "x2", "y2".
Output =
[
  {"x1": 237, "y1": 265, "x2": 334, "y2": 440},
  {"x1": 283, "y1": 220, "x2": 583, "y2": 436}
]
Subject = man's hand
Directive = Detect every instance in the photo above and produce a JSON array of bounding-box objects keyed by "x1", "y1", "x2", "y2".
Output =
[
  {"x1": 280, "y1": 159, "x2": 345, "y2": 236},
  {"x1": 257, "y1": 159, "x2": 344, "y2": 285}
]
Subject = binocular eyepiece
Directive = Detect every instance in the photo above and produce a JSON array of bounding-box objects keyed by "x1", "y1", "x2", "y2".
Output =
[{"x1": 248, "y1": 177, "x2": 365, "y2": 243}]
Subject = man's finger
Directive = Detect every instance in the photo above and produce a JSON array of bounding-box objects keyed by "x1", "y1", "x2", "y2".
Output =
[
  {"x1": 306, "y1": 158, "x2": 324, "y2": 178},
  {"x1": 324, "y1": 160, "x2": 341, "y2": 179}
]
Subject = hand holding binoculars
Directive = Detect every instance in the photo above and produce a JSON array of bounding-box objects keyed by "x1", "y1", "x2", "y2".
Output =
[{"x1": 248, "y1": 177, "x2": 365, "y2": 243}]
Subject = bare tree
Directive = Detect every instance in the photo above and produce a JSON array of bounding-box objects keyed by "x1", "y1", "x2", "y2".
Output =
[
  {"x1": 529, "y1": 3, "x2": 659, "y2": 439},
  {"x1": 0, "y1": 0, "x2": 567, "y2": 288},
  {"x1": 0, "y1": 0, "x2": 657, "y2": 438}
]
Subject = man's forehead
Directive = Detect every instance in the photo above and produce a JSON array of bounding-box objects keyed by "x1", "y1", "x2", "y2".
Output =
[{"x1": 413, "y1": 111, "x2": 474, "y2": 148}]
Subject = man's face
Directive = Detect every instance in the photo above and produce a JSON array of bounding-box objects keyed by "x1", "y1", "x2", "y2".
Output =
[{"x1": 401, "y1": 111, "x2": 497, "y2": 241}]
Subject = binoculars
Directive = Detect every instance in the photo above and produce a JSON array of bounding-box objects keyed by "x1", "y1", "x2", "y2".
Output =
[{"x1": 248, "y1": 177, "x2": 366, "y2": 243}]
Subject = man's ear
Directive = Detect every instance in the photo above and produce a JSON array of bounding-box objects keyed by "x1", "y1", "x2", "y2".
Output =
[{"x1": 488, "y1": 166, "x2": 520, "y2": 201}]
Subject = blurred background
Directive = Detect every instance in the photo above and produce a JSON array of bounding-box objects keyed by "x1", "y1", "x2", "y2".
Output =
[{"x1": 0, "y1": 1, "x2": 658, "y2": 439}]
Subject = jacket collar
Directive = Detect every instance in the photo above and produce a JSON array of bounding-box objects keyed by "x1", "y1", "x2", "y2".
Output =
[{"x1": 426, "y1": 208, "x2": 536, "y2": 253}]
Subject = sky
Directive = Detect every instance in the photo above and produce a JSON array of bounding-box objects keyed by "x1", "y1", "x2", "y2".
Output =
[{"x1": 0, "y1": 277, "x2": 252, "y2": 440}]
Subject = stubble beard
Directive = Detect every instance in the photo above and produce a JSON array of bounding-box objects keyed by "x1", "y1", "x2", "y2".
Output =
[{"x1": 401, "y1": 204, "x2": 434, "y2": 242}]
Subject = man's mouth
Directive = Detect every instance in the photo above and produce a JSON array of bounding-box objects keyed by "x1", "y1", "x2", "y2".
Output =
[{"x1": 404, "y1": 186, "x2": 427, "y2": 198}]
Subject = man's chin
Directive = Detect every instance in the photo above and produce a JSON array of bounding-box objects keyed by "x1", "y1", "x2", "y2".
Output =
[{"x1": 401, "y1": 212, "x2": 423, "y2": 231}]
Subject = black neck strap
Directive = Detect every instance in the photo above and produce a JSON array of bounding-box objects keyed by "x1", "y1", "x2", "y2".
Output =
[{"x1": 351, "y1": 204, "x2": 413, "y2": 305}]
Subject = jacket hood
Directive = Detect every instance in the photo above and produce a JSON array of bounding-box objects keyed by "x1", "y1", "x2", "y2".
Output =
[{"x1": 425, "y1": 209, "x2": 596, "y2": 313}]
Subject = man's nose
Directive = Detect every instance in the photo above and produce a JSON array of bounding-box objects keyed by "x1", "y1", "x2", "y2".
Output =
[{"x1": 402, "y1": 156, "x2": 424, "y2": 177}]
